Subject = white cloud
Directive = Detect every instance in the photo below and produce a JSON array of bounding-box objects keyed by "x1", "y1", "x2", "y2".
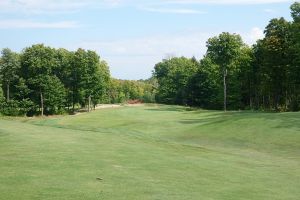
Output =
[
  {"x1": 248, "y1": 27, "x2": 265, "y2": 44},
  {"x1": 0, "y1": 20, "x2": 79, "y2": 29},
  {"x1": 264, "y1": 8, "x2": 277, "y2": 13},
  {"x1": 0, "y1": 0, "x2": 293, "y2": 14},
  {"x1": 0, "y1": 0, "x2": 82, "y2": 14},
  {"x1": 103, "y1": 0, "x2": 123, "y2": 7},
  {"x1": 70, "y1": 28, "x2": 265, "y2": 79},
  {"x1": 78, "y1": 28, "x2": 265, "y2": 59},
  {"x1": 0, "y1": 0, "x2": 120, "y2": 14},
  {"x1": 140, "y1": 7, "x2": 206, "y2": 14},
  {"x1": 164, "y1": 0, "x2": 293, "y2": 5},
  {"x1": 69, "y1": 31, "x2": 216, "y2": 79},
  {"x1": 78, "y1": 32, "x2": 213, "y2": 58}
]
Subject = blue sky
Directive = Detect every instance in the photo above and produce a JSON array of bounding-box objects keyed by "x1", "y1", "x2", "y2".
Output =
[{"x1": 0, "y1": 0, "x2": 295, "y2": 80}]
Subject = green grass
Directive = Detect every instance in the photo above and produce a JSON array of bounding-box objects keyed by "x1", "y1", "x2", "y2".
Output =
[{"x1": 0, "y1": 104, "x2": 299, "y2": 200}]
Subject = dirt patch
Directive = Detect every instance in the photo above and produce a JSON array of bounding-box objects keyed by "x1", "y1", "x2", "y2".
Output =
[
  {"x1": 125, "y1": 103, "x2": 145, "y2": 107},
  {"x1": 127, "y1": 99, "x2": 143, "y2": 104},
  {"x1": 95, "y1": 104, "x2": 122, "y2": 110}
]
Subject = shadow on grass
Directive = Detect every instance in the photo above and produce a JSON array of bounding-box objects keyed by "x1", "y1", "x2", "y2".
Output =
[
  {"x1": 179, "y1": 118, "x2": 228, "y2": 126},
  {"x1": 179, "y1": 110, "x2": 300, "y2": 130},
  {"x1": 228, "y1": 112, "x2": 300, "y2": 129},
  {"x1": 144, "y1": 104, "x2": 222, "y2": 113},
  {"x1": 145, "y1": 106, "x2": 193, "y2": 112}
]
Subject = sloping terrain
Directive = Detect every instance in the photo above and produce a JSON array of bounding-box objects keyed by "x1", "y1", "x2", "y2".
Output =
[{"x1": 0, "y1": 105, "x2": 299, "y2": 200}]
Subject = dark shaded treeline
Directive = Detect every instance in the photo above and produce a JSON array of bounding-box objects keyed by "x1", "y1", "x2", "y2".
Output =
[
  {"x1": 0, "y1": 45, "x2": 155, "y2": 116},
  {"x1": 154, "y1": 2, "x2": 300, "y2": 112}
]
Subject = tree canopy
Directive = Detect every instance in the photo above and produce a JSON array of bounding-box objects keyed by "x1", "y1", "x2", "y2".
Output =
[
  {"x1": 1, "y1": 2, "x2": 300, "y2": 115},
  {"x1": 154, "y1": 2, "x2": 300, "y2": 111},
  {"x1": 0, "y1": 44, "x2": 155, "y2": 116}
]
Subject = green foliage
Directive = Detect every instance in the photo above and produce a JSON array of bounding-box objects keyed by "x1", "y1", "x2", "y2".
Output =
[
  {"x1": 41, "y1": 75, "x2": 66, "y2": 115},
  {"x1": 206, "y1": 32, "x2": 245, "y2": 111},
  {"x1": 0, "y1": 48, "x2": 21, "y2": 101},
  {"x1": 206, "y1": 32, "x2": 244, "y2": 68},
  {"x1": 291, "y1": 2, "x2": 300, "y2": 22},
  {"x1": 289, "y1": 2, "x2": 300, "y2": 111},
  {"x1": 0, "y1": 84, "x2": 4, "y2": 100},
  {"x1": 107, "y1": 78, "x2": 155, "y2": 103},
  {"x1": 0, "y1": 84, "x2": 5, "y2": 109},
  {"x1": 142, "y1": 91, "x2": 156, "y2": 103},
  {"x1": 153, "y1": 3, "x2": 300, "y2": 112},
  {"x1": 154, "y1": 57, "x2": 198, "y2": 105},
  {"x1": 20, "y1": 45, "x2": 67, "y2": 115},
  {"x1": 93, "y1": 60, "x2": 111, "y2": 104},
  {"x1": 187, "y1": 56, "x2": 220, "y2": 108},
  {"x1": 250, "y1": 14, "x2": 300, "y2": 111},
  {"x1": 1, "y1": 2, "x2": 300, "y2": 114},
  {"x1": 0, "y1": 99, "x2": 34, "y2": 116},
  {"x1": 0, "y1": 44, "x2": 114, "y2": 116}
]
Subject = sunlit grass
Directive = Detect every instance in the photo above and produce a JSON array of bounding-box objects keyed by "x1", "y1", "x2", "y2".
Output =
[{"x1": 1, "y1": 105, "x2": 299, "y2": 200}]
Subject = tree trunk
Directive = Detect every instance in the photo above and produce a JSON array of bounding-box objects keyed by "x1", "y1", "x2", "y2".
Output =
[
  {"x1": 72, "y1": 88, "x2": 75, "y2": 112},
  {"x1": 40, "y1": 92, "x2": 44, "y2": 116},
  {"x1": 223, "y1": 68, "x2": 227, "y2": 112},
  {"x1": 269, "y1": 95, "x2": 272, "y2": 110},
  {"x1": 255, "y1": 89, "x2": 259, "y2": 109},
  {"x1": 6, "y1": 83, "x2": 10, "y2": 101},
  {"x1": 67, "y1": 90, "x2": 70, "y2": 111},
  {"x1": 88, "y1": 95, "x2": 91, "y2": 112},
  {"x1": 285, "y1": 90, "x2": 288, "y2": 111}
]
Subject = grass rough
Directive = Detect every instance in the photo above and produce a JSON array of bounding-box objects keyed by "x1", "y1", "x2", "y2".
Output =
[{"x1": 0, "y1": 104, "x2": 299, "y2": 200}]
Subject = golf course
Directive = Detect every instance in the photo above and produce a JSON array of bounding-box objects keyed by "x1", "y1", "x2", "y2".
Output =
[{"x1": 0, "y1": 104, "x2": 299, "y2": 200}]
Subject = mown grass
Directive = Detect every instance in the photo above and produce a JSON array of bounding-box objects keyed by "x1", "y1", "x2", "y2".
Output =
[{"x1": 0, "y1": 104, "x2": 299, "y2": 199}]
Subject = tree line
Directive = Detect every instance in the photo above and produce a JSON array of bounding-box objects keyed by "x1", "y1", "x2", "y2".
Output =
[
  {"x1": 0, "y1": 45, "x2": 155, "y2": 116},
  {"x1": 154, "y1": 2, "x2": 300, "y2": 112},
  {"x1": 1, "y1": 2, "x2": 299, "y2": 116}
]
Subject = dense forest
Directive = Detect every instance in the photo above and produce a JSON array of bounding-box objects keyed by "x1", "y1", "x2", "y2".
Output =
[
  {"x1": 0, "y1": 45, "x2": 155, "y2": 116},
  {"x1": 154, "y1": 2, "x2": 300, "y2": 111},
  {"x1": 1, "y1": 2, "x2": 300, "y2": 116}
]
